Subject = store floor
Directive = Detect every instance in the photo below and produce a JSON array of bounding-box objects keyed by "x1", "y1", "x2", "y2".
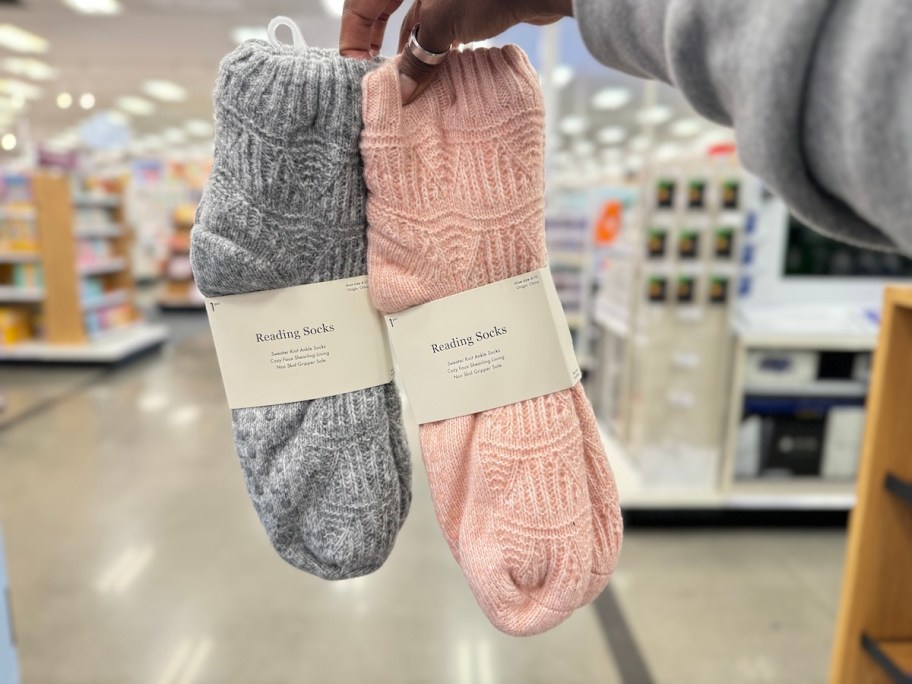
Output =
[{"x1": 0, "y1": 314, "x2": 846, "y2": 683}]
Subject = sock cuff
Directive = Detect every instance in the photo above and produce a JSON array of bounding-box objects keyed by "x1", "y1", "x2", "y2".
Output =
[{"x1": 216, "y1": 41, "x2": 376, "y2": 144}]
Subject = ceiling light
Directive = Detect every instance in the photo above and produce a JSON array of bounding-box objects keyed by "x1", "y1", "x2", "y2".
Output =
[
  {"x1": 142, "y1": 79, "x2": 186, "y2": 103},
  {"x1": 79, "y1": 93, "x2": 95, "y2": 110},
  {"x1": 0, "y1": 79, "x2": 41, "y2": 100},
  {"x1": 320, "y1": 0, "x2": 344, "y2": 16},
  {"x1": 10, "y1": 93, "x2": 24, "y2": 109},
  {"x1": 1, "y1": 57, "x2": 57, "y2": 81},
  {"x1": 559, "y1": 115, "x2": 588, "y2": 136},
  {"x1": 601, "y1": 148, "x2": 622, "y2": 164},
  {"x1": 0, "y1": 25, "x2": 48, "y2": 54},
  {"x1": 163, "y1": 127, "x2": 186, "y2": 144},
  {"x1": 56, "y1": 92, "x2": 72, "y2": 109},
  {"x1": 670, "y1": 117, "x2": 703, "y2": 138},
  {"x1": 596, "y1": 126, "x2": 627, "y2": 145},
  {"x1": 592, "y1": 87, "x2": 631, "y2": 111},
  {"x1": 552, "y1": 65, "x2": 574, "y2": 89},
  {"x1": 231, "y1": 26, "x2": 268, "y2": 43},
  {"x1": 636, "y1": 105, "x2": 673, "y2": 126},
  {"x1": 142, "y1": 134, "x2": 164, "y2": 150},
  {"x1": 116, "y1": 95, "x2": 155, "y2": 116},
  {"x1": 63, "y1": 0, "x2": 121, "y2": 14},
  {"x1": 655, "y1": 143, "x2": 681, "y2": 161},
  {"x1": 629, "y1": 135, "x2": 652, "y2": 153},
  {"x1": 573, "y1": 139, "x2": 595, "y2": 157},
  {"x1": 184, "y1": 119, "x2": 213, "y2": 137},
  {"x1": 1, "y1": 133, "x2": 16, "y2": 151},
  {"x1": 103, "y1": 109, "x2": 129, "y2": 125}
]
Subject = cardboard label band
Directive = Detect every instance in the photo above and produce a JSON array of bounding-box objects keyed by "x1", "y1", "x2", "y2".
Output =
[
  {"x1": 205, "y1": 276, "x2": 393, "y2": 409},
  {"x1": 386, "y1": 267, "x2": 581, "y2": 424}
]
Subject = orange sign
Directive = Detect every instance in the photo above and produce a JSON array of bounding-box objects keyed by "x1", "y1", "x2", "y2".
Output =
[{"x1": 594, "y1": 201, "x2": 622, "y2": 246}]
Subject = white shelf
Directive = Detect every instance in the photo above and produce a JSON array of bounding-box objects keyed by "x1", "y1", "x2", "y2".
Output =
[
  {"x1": 0, "y1": 323, "x2": 167, "y2": 363},
  {"x1": 79, "y1": 258, "x2": 126, "y2": 276},
  {"x1": 0, "y1": 209, "x2": 36, "y2": 221},
  {"x1": 594, "y1": 308, "x2": 630, "y2": 338},
  {"x1": 597, "y1": 421, "x2": 856, "y2": 511},
  {"x1": 0, "y1": 252, "x2": 40, "y2": 264},
  {"x1": 743, "y1": 380, "x2": 868, "y2": 398},
  {"x1": 0, "y1": 286, "x2": 43, "y2": 302},
  {"x1": 73, "y1": 194, "x2": 120, "y2": 208},
  {"x1": 728, "y1": 479, "x2": 856, "y2": 510},
  {"x1": 75, "y1": 224, "x2": 123, "y2": 239},
  {"x1": 82, "y1": 289, "x2": 129, "y2": 311}
]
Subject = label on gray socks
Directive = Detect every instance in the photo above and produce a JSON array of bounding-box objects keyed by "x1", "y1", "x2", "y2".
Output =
[{"x1": 205, "y1": 276, "x2": 393, "y2": 408}]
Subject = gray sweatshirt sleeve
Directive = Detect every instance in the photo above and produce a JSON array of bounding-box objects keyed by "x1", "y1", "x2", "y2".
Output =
[{"x1": 573, "y1": 0, "x2": 912, "y2": 254}]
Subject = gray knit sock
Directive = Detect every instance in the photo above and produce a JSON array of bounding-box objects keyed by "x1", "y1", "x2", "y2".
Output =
[{"x1": 190, "y1": 41, "x2": 411, "y2": 580}]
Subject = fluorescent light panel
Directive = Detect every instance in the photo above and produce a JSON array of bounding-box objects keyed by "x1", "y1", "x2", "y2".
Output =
[
  {"x1": 2, "y1": 57, "x2": 57, "y2": 81},
  {"x1": 63, "y1": 0, "x2": 122, "y2": 14},
  {"x1": 592, "y1": 87, "x2": 631, "y2": 111},
  {"x1": 142, "y1": 79, "x2": 187, "y2": 103},
  {"x1": 116, "y1": 95, "x2": 155, "y2": 116},
  {"x1": 559, "y1": 115, "x2": 588, "y2": 136},
  {"x1": 0, "y1": 25, "x2": 49, "y2": 54},
  {"x1": 184, "y1": 119, "x2": 212, "y2": 137},
  {"x1": 0, "y1": 79, "x2": 41, "y2": 100}
]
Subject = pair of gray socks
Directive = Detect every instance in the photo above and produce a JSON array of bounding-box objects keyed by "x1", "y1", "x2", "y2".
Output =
[{"x1": 191, "y1": 41, "x2": 411, "y2": 580}]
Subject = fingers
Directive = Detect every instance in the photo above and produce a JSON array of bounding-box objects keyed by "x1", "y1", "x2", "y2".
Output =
[
  {"x1": 397, "y1": 5, "x2": 455, "y2": 104},
  {"x1": 369, "y1": 0, "x2": 404, "y2": 56},
  {"x1": 340, "y1": 0, "x2": 404, "y2": 59}
]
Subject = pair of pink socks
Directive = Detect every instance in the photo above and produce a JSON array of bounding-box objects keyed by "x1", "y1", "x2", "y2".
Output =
[{"x1": 361, "y1": 46, "x2": 623, "y2": 636}]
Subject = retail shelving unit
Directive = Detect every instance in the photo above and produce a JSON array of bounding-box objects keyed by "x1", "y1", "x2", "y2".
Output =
[
  {"x1": 0, "y1": 173, "x2": 167, "y2": 364},
  {"x1": 830, "y1": 287, "x2": 912, "y2": 684},
  {"x1": 158, "y1": 204, "x2": 204, "y2": 311}
]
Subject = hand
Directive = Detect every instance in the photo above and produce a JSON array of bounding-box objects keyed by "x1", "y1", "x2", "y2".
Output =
[{"x1": 339, "y1": 0, "x2": 574, "y2": 103}]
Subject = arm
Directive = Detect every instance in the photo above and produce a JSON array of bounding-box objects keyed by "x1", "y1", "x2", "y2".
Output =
[{"x1": 574, "y1": 0, "x2": 912, "y2": 253}]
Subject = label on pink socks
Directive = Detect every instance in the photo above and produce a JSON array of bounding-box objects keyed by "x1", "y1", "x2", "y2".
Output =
[
  {"x1": 386, "y1": 267, "x2": 581, "y2": 423},
  {"x1": 205, "y1": 276, "x2": 393, "y2": 408}
]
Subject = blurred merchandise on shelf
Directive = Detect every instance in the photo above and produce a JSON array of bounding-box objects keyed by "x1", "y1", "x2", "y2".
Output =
[
  {"x1": 159, "y1": 202, "x2": 205, "y2": 310},
  {"x1": 0, "y1": 173, "x2": 166, "y2": 361},
  {"x1": 127, "y1": 157, "x2": 209, "y2": 284},
  {"x1": 546, "y1": 181, "x2": 639, "y2": 368},
  {"x1": 592, "y1": 151, "x2": 746, "y2": 492}
]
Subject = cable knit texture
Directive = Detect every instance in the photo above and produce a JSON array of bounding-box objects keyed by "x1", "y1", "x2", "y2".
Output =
[
  {"x1": 361, "y1": 48, "x2": 623, "y2": 635},
  {"x1": 190, "y1": 41, "x2": 411, "y2": 580}
]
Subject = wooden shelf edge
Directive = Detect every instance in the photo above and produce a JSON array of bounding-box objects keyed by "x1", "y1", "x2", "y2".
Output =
[
  {"x1": 862, "y1": 634, "x2": 912, "y2": 683},
  {"x1": 885, "y1": 474, "x2": 912, "y2": 507}
]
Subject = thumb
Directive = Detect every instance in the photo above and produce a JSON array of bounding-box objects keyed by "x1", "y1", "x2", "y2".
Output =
[{"x1": 397, "y1": 19, "x2": 453, "y2": 104}]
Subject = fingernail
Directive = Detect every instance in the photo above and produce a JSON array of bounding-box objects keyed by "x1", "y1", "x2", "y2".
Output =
[{"x1": 399, "y1": 72, "x2": 417, "y2": 104}]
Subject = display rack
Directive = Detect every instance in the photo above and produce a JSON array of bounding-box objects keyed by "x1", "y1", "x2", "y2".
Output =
[
  {"x1": 0, "y1": 173, "x2": 167, "y2": 364},
  {"x1": 158, "y1": 203, "x2": 204, "y2": 311},
  {"x1": 830, "y1": 287, "x2": 912, "y2": 683},
  {"x1": 591, "y1": 155, "x2": 747, "y2": 498}
]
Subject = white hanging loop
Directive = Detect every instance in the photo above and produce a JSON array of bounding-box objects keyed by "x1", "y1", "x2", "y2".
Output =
[{"x1": 267, "y1": 16, "x2": 308, "y2": 51}]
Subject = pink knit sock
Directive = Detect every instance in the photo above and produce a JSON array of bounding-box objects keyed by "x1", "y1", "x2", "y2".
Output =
[{"x1": 362, "y1": 48, "x2": 622, "y2": 635}]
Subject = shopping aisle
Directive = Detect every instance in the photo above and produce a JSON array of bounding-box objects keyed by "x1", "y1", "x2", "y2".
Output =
[{"x1": 0, "y1": 316, "x2": 845, "y2": 683}]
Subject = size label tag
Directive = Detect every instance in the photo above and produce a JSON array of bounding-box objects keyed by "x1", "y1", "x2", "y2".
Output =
[
  {"x1": 205, "y1": 276, "x2": 393, "y2": 409},
  {"x1": 386, "y1": 267, "x2": 580, "y2": 424}
]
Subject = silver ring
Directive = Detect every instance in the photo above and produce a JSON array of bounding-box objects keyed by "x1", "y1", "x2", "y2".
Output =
[{"x1": 407, "y1": 24, "x2": 449, "y2": 66}]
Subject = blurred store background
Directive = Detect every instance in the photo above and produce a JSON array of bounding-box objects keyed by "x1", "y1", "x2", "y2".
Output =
[{"x1": 0, "y1": 1, "x2": 909, "y2": 683}]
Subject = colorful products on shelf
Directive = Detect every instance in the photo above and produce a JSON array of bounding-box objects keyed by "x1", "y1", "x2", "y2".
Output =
[
  {"x1": 84, "y1": 303, "x2": 132, "y2": 337},
  {"x1": 0, "y1": 308, "x2": 31, "y2": 345},
  {"x1": 11, "y1": 263, "x2": 43, "y2": 288}
]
